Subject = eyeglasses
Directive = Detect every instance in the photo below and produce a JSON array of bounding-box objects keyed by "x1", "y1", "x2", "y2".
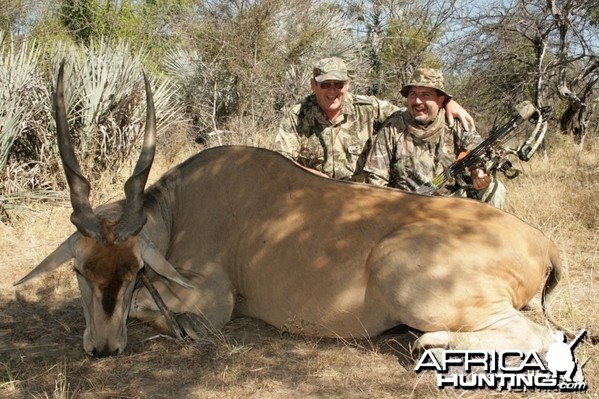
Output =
[{"x1": 318, "y1": 81, "x2": 346, "y2": 90}]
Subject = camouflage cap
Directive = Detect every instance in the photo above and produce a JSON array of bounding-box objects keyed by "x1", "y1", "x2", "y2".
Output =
[
  {"x1": 400, "y1": 68, "x2": 452, "y2": 99},
  {"x1": 312, "y1": 57, "x2": 349, "y2": 83}
]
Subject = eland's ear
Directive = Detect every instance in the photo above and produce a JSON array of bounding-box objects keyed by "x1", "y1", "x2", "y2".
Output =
[
  {"x1": 14, "y1": 233, "x2": 78, "y2": 286},
  {"x1": 139, "y1": 240, "x2": 194, "y2": 289}
]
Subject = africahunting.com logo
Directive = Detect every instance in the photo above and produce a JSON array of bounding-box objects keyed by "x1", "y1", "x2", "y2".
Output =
[{"x1": 414, "y1": 329, "x2": 587, "y2": 392}]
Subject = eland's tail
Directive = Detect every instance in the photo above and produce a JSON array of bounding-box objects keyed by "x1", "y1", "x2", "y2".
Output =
[{"x1": 541, "y1": 242, "x2": 598, "y2": 344}]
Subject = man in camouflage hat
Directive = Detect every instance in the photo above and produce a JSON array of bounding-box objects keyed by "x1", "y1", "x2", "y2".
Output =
[
  {"x1": 364, "y1": 67, "x2": 506, "y2": 208},
  {"x1": 273, "y1": 58, "x2": 475, "y2": 181}
]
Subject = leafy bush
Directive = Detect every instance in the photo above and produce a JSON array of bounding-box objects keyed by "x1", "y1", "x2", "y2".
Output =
[
  {"x1": 0, "y1": 32, "x2": 57, "y2": 196},
  {"x1": 0, "y1": 34, "x2": 186, "y2": 204}
]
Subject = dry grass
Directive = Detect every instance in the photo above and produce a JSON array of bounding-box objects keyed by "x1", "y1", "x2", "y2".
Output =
[{"x1": 1, "y1": 134, "x2": 598, "y2": 398}]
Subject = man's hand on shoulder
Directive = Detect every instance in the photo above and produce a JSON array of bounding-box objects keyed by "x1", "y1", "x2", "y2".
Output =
[{"x1": 445, "y1": 100, "x2": 476, "y2": 132}]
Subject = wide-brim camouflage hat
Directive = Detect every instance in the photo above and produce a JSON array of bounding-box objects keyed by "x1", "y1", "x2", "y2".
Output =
[
  {"x1": 313, "y1": 57, "x2": 349, "y2": 83},
  {"x1": 401, "y1": 68, "x2": 452, "y2": 99}
]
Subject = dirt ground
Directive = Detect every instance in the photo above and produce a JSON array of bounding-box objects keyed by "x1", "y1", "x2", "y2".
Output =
[{"x1": 1, "y1": 143, "x2": 598, "y2": 399}]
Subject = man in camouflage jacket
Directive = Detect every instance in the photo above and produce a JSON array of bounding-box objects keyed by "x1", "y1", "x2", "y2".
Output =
[
  {"x1": 364, "y1": 68, "x2": 506, "y2": 208},
  {"x1": 274, "y1": 57, "x2": 475, "y2": 181}
]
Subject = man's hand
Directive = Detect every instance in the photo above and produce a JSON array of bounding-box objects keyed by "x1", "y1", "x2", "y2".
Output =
[
  {"x1": 444, "y1": 100, "x2": 476, "y2": 132},
  {"x1": 471, "y1": 168, "x2": 493, "y2": 191}
]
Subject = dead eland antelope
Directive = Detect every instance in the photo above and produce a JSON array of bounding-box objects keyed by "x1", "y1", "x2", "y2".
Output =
[{"x1": 16, "y1": 63, "x2": 562, "y2": 358}]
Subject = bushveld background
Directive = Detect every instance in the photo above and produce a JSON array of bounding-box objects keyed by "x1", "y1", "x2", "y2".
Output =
[{"x1": 1, "y1": 0, "x2": 599, "y2": 397}]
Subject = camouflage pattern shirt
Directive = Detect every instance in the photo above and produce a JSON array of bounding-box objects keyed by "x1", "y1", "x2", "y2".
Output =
[
  {"x1": 364, "y1": 109, "x2": 482, "y2": 191},
  {"x1": 274, "y1": 93, "x2": 399, "y2": 180}
]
